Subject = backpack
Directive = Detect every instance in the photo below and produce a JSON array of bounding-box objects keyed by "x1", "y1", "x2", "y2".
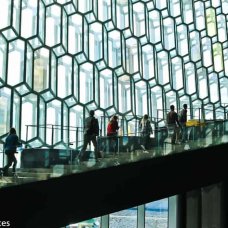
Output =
[
  {"x1": 85, "y1": 117, "x2": 99, "y2": 135},
  {"x1": 167, "y1": 111, "x2": 176, "y2": 124},
  {"x1": 140, "y1": 119, "x2": 152, "y2": 135},
  {"x1": 178, "y1": 109, "x2": 187, "y2": 123}
]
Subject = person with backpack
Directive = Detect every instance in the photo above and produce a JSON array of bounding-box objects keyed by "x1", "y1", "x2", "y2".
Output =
[
  {"x1": 79, "y1": 110, "x2": 100, "y2": 162},
  {"x1": 166, "y1": 105, "x2": 181, "y2": 144},
  {"x1": 107, "y1": 115, "x2": 119, "y2": 154},
  {"x1": 179, "y1": 104, "x2": 188, "y2": 142},
  {"x1": 139, "y1": 114, "x2": 153, "y2": 152}
]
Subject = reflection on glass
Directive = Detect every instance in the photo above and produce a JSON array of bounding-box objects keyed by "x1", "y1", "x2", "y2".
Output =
[
  {"x1": 177, "y1": 24, "x2": 188, "y2": 56},
  {"x1": 145, "y1": 199, "x2": 168, "y2": 228},
  {"x1": 149, "y1": 10, "x2": 161, "y2": 44},
  {"x1": 133, "y1": 2, "x2": 145, "y2": 37},
  {"x1": 135, "y1": 81, "x2": 148, "y2": 116},
  {"x1": 89, "y1": 22, "x2": 103, "y2": 61},
  {"x1": 198, "y1": 68, "x2": 208, "y2": 99},
  {"x1": 99, "y1": 69, "x2": 113, "y2": 109},
  {"x1": 190, "y1": 31, "x2": 201, "y2": 62},
  {"x1": 57, "y1": 55, "x2": 72, "y2": 98},
  {"x1": 0, "y1": 88, "x2": 11, "y2": 135},
  {"x1": 68, "y1": 14, "x2": 83, "y2": 55},
  {"x1": 163, "y1": 17, "x2": 175, "y2": 50},
  {"x1": 46, "y1": 99, "x2": 62, "y2": 145},
  {"x1": 118, "y1": 75, "x2": 131, "y2": 114},
  {"x1": 21, "y1": 0, "x2": 38, "y2": 38},
  {"x1": 79, "y1": 63, "x2": 94, "y2": 104},
  {"x1": 142, "y1": 45, "x2": 154, "y2": 80},
  {"x1": 45, "y1": 5, "x2": 61, "y2": 47},
  {"x1": 209, "y1": 73, "x2": 219, "y2": 103},
  {"x1": 213, "y1": 43, "x2": 224, "y2": 72},
  {"x1": 182, "y1": 0, "x2": 193, "y2": 24},
  {"x1": 67, "y1": 217, "x2": 101, "y2": 228},
  {"x1": 34, "y1": 48, "x2": 50, "y2": 92},
  {"x1": 194, "y1": 1, "x2": 205, "y2": 31},
  {"x1": 151, "y1": 86, "x2": 163, "y2": 122},
  {"x1": 185, "y1": 62, "x2": 196, "y2": 95},
  {"x1": 171, "y1": 57, "x2": 183, "y2": 91},
  {"x1": 206, "y1": 8, "x2": 217, "y2": 37},
  {"x1": 0, "y1": 0, "x2": 11, "y2": 29},
  {"x1": 7, "y1": 40, "x2": 25, "y2": 86},
  {"x1": 202, "y1": 37, "x2": 212, "y2": 67},
  {"x1": 157, "y1": 51, "x2": 169, "y2": 85},
  {"x1": 21, "y1": 94, "x2": 37, "y2": 141},
  {"x1": 109, "y1": 207, "x2": 137, "y2": 228},
  {"x1": 108, "y1": 30, "x2": 121, "y2": 68},
  {"x1": 126, "y1": 38, "x2": 138, "y2": 74}
]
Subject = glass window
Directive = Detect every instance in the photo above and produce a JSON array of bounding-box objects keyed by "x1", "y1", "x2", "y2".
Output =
[
  {"x1": 0, "y1": 0, "x2": 227, "y2": 150},
  {"x1": 109, "y1": 207, "x2": 137, "y2": 228},
  {"x1": 145, "y1": 199, "x2": 168, "y2": 228}
]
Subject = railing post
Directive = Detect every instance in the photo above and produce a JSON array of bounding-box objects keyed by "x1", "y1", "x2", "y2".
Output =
[
  {"x1": 157, "y1": 109, "x2": 159, "y2": 124},
  {"x1": 51, "y1": 125, "x2": 54, "y2": 148},
  {"x1": 100, "y1": 116, "x2": 103, "y2": 137},
  {"x1": 121, "y1": 118, "x2": 125, "y2": 136},
  {"x1": 76, "y1": 127, "x2": 79, "y2": 149},
  {"x1": 25, "y1": 125, "x2": 29, "y2": 148}
]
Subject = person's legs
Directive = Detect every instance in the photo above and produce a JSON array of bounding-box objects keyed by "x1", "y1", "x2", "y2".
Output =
[
  {"x1": 183, "y1": 124, "x2": 188, "y2": 142},
  {"x1": 91, "y1": 135, "x2": 99, "y2": 159},
  {"x1": 3, "y1": 152, "x2": 14, "y2": 175},
  {"x1": 79, "y1": 134, "x2": 90, "y2": 161},
  {"x1": 171, "y1": 128, "x2": 176, "y2": 144},
  {"x1": 174, "y1": 126, "x2": 180, "y2": 143},
  {"x1": 12, "y1": 154, "x2": 17, "y2": 173},
  {"x1": 145, "y1": 134, "x2": 151, "y2": 150},
  {"x1": 140, "y1": 134, "x2": 146, "y2": 150},
  {"x1": 107, "y1": 136, "x2": 113, "y2": 153},
  {"x1": 113, "y1": 136, "x2": 118, "y2": 154}
]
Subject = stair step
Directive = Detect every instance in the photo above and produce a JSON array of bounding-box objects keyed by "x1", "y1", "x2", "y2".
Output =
[{"x1": 18, "y1": 168, "x2": 53, "y2": 173}]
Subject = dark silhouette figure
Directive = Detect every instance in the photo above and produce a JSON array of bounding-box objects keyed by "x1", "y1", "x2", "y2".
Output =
[
  {"x1": 2, "y1": 128, "x2": 21, "y2": 176},
  {"x1": 139, "y1": 114, "x2": 153, "y2": 151},
  {"x1": 167, "y1": 105, "x2": 181, "y2": 144},
  {"x1": 79, "y1": 110, "x2": 100, "y2": 162},
  {"x1": 179, "y1": 104, "x2": 188, "y2": 142},
  {"x1": 107, "y1": 115, "x2": 119, "y2": 154}
]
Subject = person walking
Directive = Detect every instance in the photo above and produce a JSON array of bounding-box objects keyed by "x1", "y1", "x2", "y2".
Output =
[
  {"x1": 166, "y1": 105, "x2": 181, "y2": 144},
  {"x1": 79, "y1": 110, "x2": 100, "y2": 162},
  {"x1": 2, "y1": 128, "x2": 21, "y2": 176},
  {"x1": 179, "y1": 104, "x2": 188, "y2": 142},
  {"x1": 139, "y1": 114, "x2": 153, "y2": 152},
  {"x1": 107, "y1": 115, "x2": 119, "y2": 154}
]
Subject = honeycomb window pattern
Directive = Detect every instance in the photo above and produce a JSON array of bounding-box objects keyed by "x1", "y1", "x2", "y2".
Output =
[{"x1": 0, "y1": 0, "x2": 228, "y2": 149}]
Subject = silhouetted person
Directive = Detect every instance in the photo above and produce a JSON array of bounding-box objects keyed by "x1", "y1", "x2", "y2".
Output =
[
  {"x1": 167, "y1": 105, "x2": 181, "y2": 144},
  {"x1": 2, "y1": 128, "x2": 21, "y2": 176},
  {"x1": 179, "y1": 104, "x2": 188, "y2": 142},
  {"x1": 79, "y1": 110, "x2": 100, "y2": 162},
  {"x1": 107, "y1": 115, "x2": 119, "y2": 154},
  {"x1": 139, "y1": 114, "x2": 153, "y2": 151}
]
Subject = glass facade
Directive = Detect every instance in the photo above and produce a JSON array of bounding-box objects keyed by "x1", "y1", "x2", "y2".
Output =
[
  {"x1": 67, "y1": 199, "x2": 168, "y2": 228},
  {"x1": 0, "y1": 0, "x2": 228, "y2": 150}
]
